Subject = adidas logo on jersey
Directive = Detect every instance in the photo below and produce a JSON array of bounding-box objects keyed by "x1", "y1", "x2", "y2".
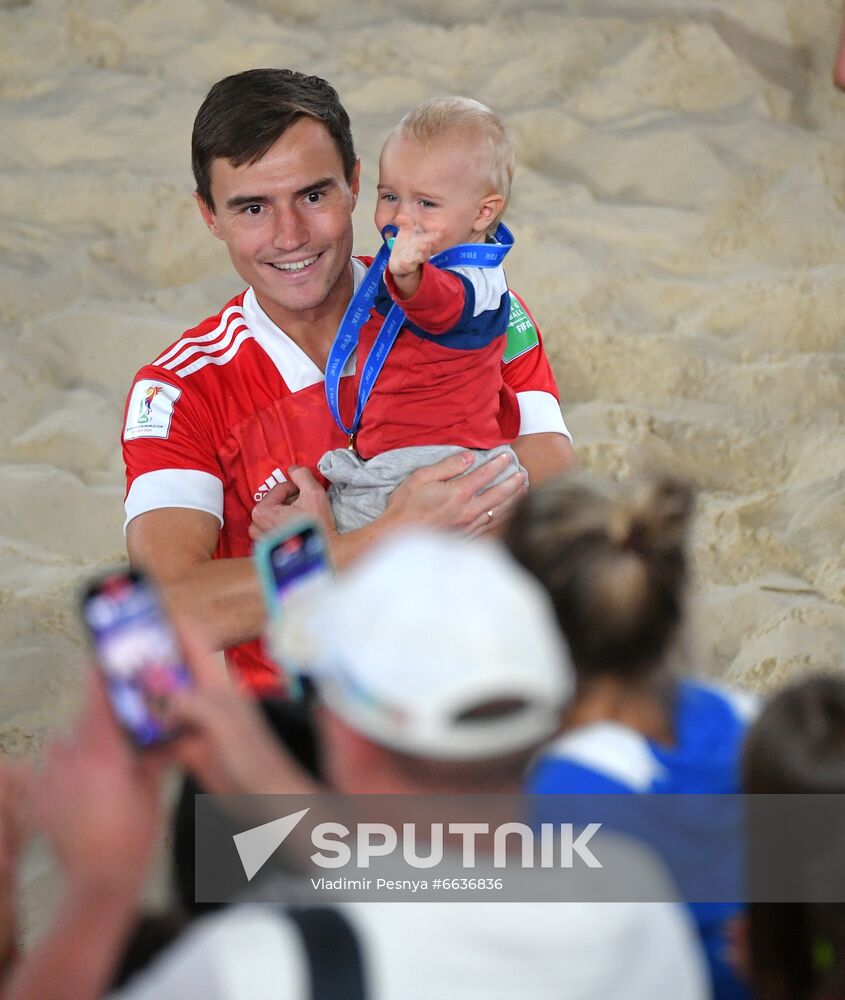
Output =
[{"x1": 253, "y1": 468, "x2": 287, "y2": 503}]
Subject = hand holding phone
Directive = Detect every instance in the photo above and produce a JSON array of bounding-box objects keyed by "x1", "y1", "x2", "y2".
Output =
[{"x1": 80, "y1": 569, "x2": 193, "y2": 748}]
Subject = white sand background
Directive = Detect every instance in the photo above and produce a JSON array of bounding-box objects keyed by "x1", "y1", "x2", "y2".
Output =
[{"x1": 1, "y1": 0, "x2": 844, "y2": 937}]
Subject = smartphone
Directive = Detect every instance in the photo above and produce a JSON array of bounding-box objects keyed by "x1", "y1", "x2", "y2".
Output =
[
  {"x1": 80, "y1": 568, "x2": 193, "y2": 748},
  {"x1": 253, "y1": 518, "x2": 333, "y2": 617},
  {"x1": 253, "y1": 519, "x2": 333, "y2": 693}
]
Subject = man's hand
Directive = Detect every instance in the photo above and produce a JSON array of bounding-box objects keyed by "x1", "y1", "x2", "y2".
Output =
[
  {"x1": 28, "y1": 672, "x2": 164, "y2": 893},
  {"x1": 312, "y1": 450, "x2": 529, "y2": 569},
  {"x1": 1, "y1": 675, "x2": 165, "y2": 1000},
  {"x1": 249, "y1": 466, "x2": 337, "y2": 542},
  {"x1": 250, "y1": 441, "x2": 561, "y2": 571},
  {"x1": 385, "y1": 450, "x2": 528, "y2": 537},
  {"x1": 388, "y1": 221, "x2": 444, "y2": 299},
  {"x1": 163, "y1": 626, "x2": 317, "y2": 796}
]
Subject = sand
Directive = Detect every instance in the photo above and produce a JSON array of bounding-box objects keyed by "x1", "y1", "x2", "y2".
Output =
[{"x1": 1, "y1": 0, "x2": 844, "y2": 937}]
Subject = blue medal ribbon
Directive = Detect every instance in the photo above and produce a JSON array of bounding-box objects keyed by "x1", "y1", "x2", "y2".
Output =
[{"x1": 324, "y1": 223, "x2": 514, "y2": 447}]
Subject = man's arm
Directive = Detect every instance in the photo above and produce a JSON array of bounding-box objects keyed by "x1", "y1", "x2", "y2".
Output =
[
  {"x1": 3, "y1": 677, "x2": 163, "y2": 1000},
  {"x1": 127, "y1": 453, "x2": 526, "y2": 649},
  {"x1": 251, "y1": 450, "x2": 530, "y2": 571},
  {"x1": 512, "y1": 431, "x2": 575, "y2": 486},
  {"x1": 327, "y1": 433, "x2": 574, "y2": 556},
  {"x1": 129, "y1": 439, "x2": 572, "y2": 653},
  {"x1": 164, "y1": 626, "x2": 319, "y2": 796},
  {"x1": 126, "y1": 508, "x2": 265, "y2": 651},
  {"x1": 130, "y1": 432, "x2": 566, "y2": 651},
  {"x1": 3, "y1": 881, "x2": 142, "y2": 1000}
]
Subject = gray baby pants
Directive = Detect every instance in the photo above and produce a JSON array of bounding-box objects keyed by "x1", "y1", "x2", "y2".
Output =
[{"x1": 318, "y1": 443, "x2": 524, "y2": 534}]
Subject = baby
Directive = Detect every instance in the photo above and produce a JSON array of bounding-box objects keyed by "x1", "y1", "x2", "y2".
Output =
[{"x1": 319, "y1": 96, "x2": 530, "y2": 532}]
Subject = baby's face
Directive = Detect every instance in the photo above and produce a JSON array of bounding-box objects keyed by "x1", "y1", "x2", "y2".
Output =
[{"x1": 375, "y1": 130, "x2": 501, "y2": 254}]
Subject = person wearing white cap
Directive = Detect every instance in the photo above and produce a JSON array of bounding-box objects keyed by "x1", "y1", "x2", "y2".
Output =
[
  {"x1": 1, "y1": 532, "x2": 709, "y2": 1000},
  {"x1": 272, "y1": 531, "x2": 571, "y2": 776}
]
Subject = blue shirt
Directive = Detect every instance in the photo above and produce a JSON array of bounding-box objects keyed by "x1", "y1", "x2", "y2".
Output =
[{"x1": 529, "y1": 679, "x2": 759, "y2": 1000}]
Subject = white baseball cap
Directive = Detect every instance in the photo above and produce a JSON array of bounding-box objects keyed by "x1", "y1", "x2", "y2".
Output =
[{"x1": 271, "y1": 531, "x2": 573, "y2": 760}]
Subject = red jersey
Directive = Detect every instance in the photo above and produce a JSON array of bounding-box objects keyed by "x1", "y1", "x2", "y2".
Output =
[
  {"x1": 123, "y1": 259, "x2": 567, "y2": 693},
  {"x1": 354, "y1": 260, "x2": 512, "y2": 459}
]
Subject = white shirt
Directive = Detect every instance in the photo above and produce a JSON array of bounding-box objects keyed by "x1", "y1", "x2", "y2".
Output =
[{"x1": 113, "y1": 895, "x2": 709, "y2": 1000}]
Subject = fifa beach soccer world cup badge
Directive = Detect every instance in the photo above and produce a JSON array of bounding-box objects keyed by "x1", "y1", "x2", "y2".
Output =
[{"x1": 124, "y1": 380, "x2": 182, "y2": 441}]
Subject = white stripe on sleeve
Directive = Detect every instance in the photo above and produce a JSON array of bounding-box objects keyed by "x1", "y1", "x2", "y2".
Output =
[
  {"x1": 516, "y1": 390, "x2": 572, "y2": 441},
  {"x1": 124, "y1": 469, "x2": 224, "y2": 531}
]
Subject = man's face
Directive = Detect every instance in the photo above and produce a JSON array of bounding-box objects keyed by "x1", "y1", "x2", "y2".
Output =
[{"x1": 197, "y1": 117, "x2": 360, "y2": 330}]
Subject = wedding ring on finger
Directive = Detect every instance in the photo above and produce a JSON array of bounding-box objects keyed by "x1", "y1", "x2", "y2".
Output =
[{"x1": 486, "y1": 509, "x2": 494, "y2": 522}]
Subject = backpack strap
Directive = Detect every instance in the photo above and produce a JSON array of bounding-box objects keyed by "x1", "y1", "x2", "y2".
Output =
[{"x1": 284, "y1": 906, "x2": 367, "y2": 1000}]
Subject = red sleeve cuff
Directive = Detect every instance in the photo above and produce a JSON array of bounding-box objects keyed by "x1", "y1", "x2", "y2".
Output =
[{"x1": 383, "y1": 263, "x2": 466, "y2": 333}]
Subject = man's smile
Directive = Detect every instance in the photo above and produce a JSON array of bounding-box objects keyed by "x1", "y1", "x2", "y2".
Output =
[{"x1": 267, "y1": 253, "x2": 321, "y2": 273}]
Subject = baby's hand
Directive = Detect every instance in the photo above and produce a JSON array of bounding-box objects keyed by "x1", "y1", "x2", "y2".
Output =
[{"x1": 388, "y1": 223, "x2": 443, "y2": 279}]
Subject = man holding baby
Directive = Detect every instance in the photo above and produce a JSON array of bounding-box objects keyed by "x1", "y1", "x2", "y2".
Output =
[{"x1": 121, "y1": 68, "x2": 574, "y2": 692}]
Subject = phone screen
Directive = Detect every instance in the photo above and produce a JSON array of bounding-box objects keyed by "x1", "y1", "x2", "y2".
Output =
[
  {"x1": 262, "y1": 522, "x2": 331, "y2": 610},
  {"x1": 255, "y1": 521, "x2": 332, "y2": 696},
  {"x1": 81, "y1": 570, "x2": 193, "y2": 747}
]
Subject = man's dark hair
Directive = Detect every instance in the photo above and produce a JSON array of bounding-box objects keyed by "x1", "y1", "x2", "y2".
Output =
[{"x1": 192, "y1": 68, "x2": 357, "y2": 210}]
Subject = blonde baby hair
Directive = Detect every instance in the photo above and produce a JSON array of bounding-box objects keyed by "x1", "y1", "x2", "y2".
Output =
[{"x1": 392, "y1": 95, "x2": 515, "y2": 218}]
